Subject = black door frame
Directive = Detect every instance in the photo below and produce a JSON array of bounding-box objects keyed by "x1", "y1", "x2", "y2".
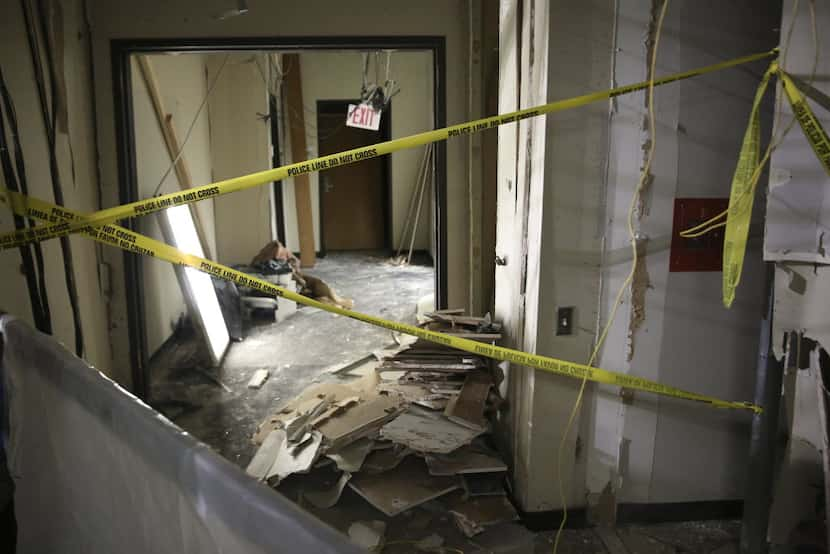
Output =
[
  {"x1": 316, "y1": 99, "x2": 393, "y2": 256},
  {"x1": 111, "y1": 36, "x2": 447, "y2": 398}
]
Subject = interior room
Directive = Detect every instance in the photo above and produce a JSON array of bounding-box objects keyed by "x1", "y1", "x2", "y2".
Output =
[
  {"x1": 1, "y1": 0, "x2": 829, "y2": 553},
  {"x1": 128, "y1": 47, "x2": 439, "y2": 461}
]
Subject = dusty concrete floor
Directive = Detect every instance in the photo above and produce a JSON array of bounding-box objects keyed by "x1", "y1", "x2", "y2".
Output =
[
  {"x1": 148, "y1": 251, "x2": 434, "y2": 466},
  {"x1": 147, "y1": 251, "x2": 747, "y2": 553}
]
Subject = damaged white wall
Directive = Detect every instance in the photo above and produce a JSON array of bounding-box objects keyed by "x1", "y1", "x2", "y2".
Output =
[
  {"x1": 280, "y1": 50, "x2": 435, "y2": 254},
  {"x1": 765, "y1": 0, "x2": 830, "y2": 266},
  {"x1": 767, "y1": 0, "x2": 830, "y2": 352},
  {"x1": 0, "y1": 0, "x2": 112, "y2": 374},
  {"x1": 589, "y1": 0, "x2": 778, "y2": 507},
  {"x1": 89, "y1": 0, "x2": 472, "y2": 389},
  {"x1": 497, "y1": 0, "x2": 779, "y2": 512},
  {"x1": 767, "y1": 0, "x2": 830, "y2": 540},
  {"x1": 206, "y1": 53, "x2": 273, "y2": 266},
  {"x1": 132, "y1": 53, "x2": 217, "y2": 356}
]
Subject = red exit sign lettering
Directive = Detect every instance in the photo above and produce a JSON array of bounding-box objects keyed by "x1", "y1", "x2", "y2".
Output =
[{"x1": 346, "y1": 103, "x2": 382, "y2": 131}]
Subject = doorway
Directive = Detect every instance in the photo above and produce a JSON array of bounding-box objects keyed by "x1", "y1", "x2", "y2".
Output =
[
  {"x1": 111, "y1": 37, "x2": 448, "y2": 397},
  {"x1": 317, "y1": 100, "x2": 391, "y2": 252}
]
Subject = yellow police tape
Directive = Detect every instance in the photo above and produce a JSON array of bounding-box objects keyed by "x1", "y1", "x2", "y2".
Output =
[
  {"x1": 1, "y1": 188, "x2": 761, "y2": 413},
  {"x1": 721, "y1": 62, "x2": 776, "y2": 308},
  {"x1": 780, "y1": 70, "x2": 830, "y2": 177},
  {"x1": 683, "y1": 65, "x2": 830, "y2": 308},
  {"x1": 0, "y1": 48, "x2": 777, "y2": 251}
]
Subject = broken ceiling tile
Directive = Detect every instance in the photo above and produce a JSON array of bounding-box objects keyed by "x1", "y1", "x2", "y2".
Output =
[
  {"x1": 310, "y1": 396, "x2": 360, "y2": 427},
  {"x1": 326, "y1": 437, "x2": 374, "y2": 473},
  {"x1": 424, "y1": 445, "x2": 507, "y2": 476},
  {"x1": 349, "y1": 456, "x2": 459, "y2": 517},
  {"x1": 247, "y1": 368, "x2": 270, "y2": 389},
  {"x1": 285, "y1": 399, "x2": 330, "y2": 442},
  {"x1": 246, "y1": 428, "x2": 286, "y2": 481},
  {"x1": 266, "y1": 430, "x2": 323, "y2": 484},
  {"x1": 380, "y1": 407, "x2": 483, "y2": 454},
  {"x1": 316, "y1": 394, "x2": 402, "y2": 450}
]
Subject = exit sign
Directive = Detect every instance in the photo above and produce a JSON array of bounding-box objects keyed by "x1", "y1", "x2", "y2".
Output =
[{"x1": 346, "y1": 103, "x2": 382, "y2": 131}]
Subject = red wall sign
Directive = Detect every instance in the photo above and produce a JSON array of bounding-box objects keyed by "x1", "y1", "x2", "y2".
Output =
[{"x1": 669, "y1": 198, "x2": 729, "y2": 272}]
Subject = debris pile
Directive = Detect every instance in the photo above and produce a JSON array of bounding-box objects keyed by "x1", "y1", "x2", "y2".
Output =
[{"x1": 246, "y1": 310, "x2": 518, "y2": 538}]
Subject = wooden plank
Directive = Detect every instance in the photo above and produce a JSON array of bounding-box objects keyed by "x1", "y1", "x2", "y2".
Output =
[
  {"x1": 136, "y1": 55, "x2": 213, "y2": 260},
  {"x1": 282, "y1": 53, "x2": 316, "y2": 267},
  {"x1": 445, "y1": 371, "x2": 492, "y2": 430}
]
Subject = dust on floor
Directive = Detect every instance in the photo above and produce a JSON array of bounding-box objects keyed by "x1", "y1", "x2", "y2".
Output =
[{"x1": 148, "y1": 251, "x2": 434, "y2": 466}]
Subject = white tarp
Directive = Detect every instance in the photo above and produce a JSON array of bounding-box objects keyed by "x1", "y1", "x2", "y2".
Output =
[{"x1": 0, "y1": 315, "x2": 359, "y2": 554}]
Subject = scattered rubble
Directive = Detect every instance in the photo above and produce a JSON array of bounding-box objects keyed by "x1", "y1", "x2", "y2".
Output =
[{"x1": 247, "y1": 311, "x2": 517, "y2": 541}]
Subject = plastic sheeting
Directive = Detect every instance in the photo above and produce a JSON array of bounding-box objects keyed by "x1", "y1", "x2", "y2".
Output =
[{"x1": 0, "y1": 315, "x2": 360, "y2": 553}]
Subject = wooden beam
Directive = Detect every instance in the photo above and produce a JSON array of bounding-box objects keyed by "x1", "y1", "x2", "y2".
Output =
[
  {"x1": 281, "y1": 53, "x2": 317, "y2": 267},
  {"x1": 136, "y1": 55, "x2": 214, "y2": 260}
]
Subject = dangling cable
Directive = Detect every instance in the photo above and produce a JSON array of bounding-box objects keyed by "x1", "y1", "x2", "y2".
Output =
[
  {"x1": 21, "y1": 0, "x2": 85, "y2": 356},
  {"x1": 0, "y1": 67, "x2": 51, "y2": 333},
  {"x1": 0, "y1": 67, "x2": 49, "y2": 333},
  {"x1": 552, "y1": 0, "x2": 668, "y2": 551}
]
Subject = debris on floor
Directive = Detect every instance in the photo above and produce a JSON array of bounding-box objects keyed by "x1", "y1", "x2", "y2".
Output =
[
  {"x1": 247, "y1": 310, "x2": 517, "y2": 539},
  {"x1": 247, "y1": 369, "x2": 270, "y2": 389}
]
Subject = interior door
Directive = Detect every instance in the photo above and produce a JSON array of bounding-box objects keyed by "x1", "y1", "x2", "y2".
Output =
[{"x1": 318, "y1": 109, "x2": 386, "y2": 250}]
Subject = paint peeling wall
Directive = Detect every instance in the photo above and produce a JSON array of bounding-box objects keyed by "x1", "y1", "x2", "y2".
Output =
[
  {"x1": 590, "y1": 0, "x2": 778, "y2": 505},
  {"x1": 498, "y1": 0, "x2": 779, "y2": 511}
]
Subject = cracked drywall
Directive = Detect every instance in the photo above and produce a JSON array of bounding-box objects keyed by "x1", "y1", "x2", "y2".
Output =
[
  {"x1": 635, "y1": 0, "x2": 661, "y2": 219},
  {"x1": 626, "y1": 237, "x2": 650, "y2": 361}
]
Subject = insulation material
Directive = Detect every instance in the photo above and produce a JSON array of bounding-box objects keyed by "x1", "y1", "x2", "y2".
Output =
[{"x1": 0, "y1": 316, "x2": 359, "y2": 554}]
